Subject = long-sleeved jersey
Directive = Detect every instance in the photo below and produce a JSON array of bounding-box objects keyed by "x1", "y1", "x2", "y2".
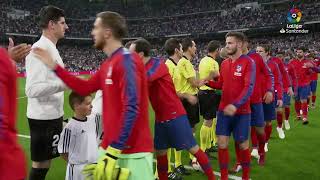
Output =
[
  {"x1": 289, "y1": 59, "x2": 314, "y2": 87},
  {"x1": 263, "y1": 60, "x2": 283, "y2": 100},
  {"x1": 0, "y1": 48, "x2": 26, "y2": 180},
  {"x1": 207, "y1": 55, "x2": 256, "y2": 114},
  {"x1": 248, "y1": 51, "x2": 273, "y2": 104},
  {"x1": 54, "y1": 47, "x2": 153, "y2": 154},
  {"x1": 284, "y1": 61, "x2": 298, "y2": 90},
  {"x1": 310, "y1": 59, "x2": 320, "y2": 81},
  {"x1": 145, "y1": 57, "x2": 186, "y2": 122},
  {"x1": 270, "y1": 57, "x2": 291, "y2": 92}
]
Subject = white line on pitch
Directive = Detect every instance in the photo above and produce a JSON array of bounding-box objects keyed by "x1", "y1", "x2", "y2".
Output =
[
  {"x1": 17, "y1": 134, "x2": 30, "y2": 139},
  {"x1": 17, "y1": 96, "x2": 27, "y2": 99}
]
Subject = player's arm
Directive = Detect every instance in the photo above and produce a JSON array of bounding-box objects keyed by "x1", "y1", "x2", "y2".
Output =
[
  {"x1": 32, "y1": 47, "x2": 100, "y2": 96},
  {"x1": 147, "y1": 62, "x2": 167, "y2": 82},
  {"x1": 273, "y1": 64, "x2": 283, "y2": 100},
  {"x1": 288, "y1": 64, "x2": 298, "y2": 91},
  {"x1": 25, "y1": 53, "x2": 67, "y2": 98},
  {"x1": 180, "y1": 60, "x2": 203, "y2": 87},
  {"x1": 232, "y1": 59, "x2": 256, "y2": 108},
  {"x1": 261, "y1": 58, "x2": 274, "y2": 92},
  {"x1": 58, "y1": 127, "x2": 73, "y2": 162},
  {"x1": 277, "y1": 59, "x2": 291, "y2": 90}
]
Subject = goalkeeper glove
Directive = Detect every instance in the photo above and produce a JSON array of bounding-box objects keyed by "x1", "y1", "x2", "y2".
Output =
[
  {"x1": 94, "y1": 146, "x2": 122, "y2": 180},
  {"x1": 83, "y1": 164, "x2": 130, "y2": 180}
]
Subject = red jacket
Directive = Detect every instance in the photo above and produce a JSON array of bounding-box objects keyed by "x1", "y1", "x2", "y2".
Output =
[
  {"x1": 145, "y1": 57, "x2": 186, "y2": 122},
  {"x1": 289, "y1": 59, "x2": 314, "y2": 87},
  {"x1": 207, "y1": 55, "x2": 256, "y2": 114},
  {"x1": 0, "y1": 48, "x2": 26, "y2": 180},
  {"x1": 263, "y1": 60, "x2": 283, "y2": 100},
  {"x1": 270, "y1": 57, "x2": 291, "y2": 92},
  {"x1": 55, "y1": 47, "x2": 153, "y2": 154},
  {"x1": 284, "y1": 61, "x2": 298, "y2": 91},
  {"x1": 248, "y1": 51, "x2": 273, "y2": 104}
]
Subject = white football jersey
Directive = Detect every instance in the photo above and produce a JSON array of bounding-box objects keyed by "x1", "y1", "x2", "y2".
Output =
[{"x1": 58, "y1": 115, "x2": 102, "y2": 165}]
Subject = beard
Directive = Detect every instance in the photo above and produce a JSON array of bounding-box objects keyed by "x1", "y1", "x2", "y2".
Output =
[
  {"x1": 94, "y1": 39, "x2": 105, "y2": 50},
  {"x1": 227, "y1": 47, "x2": 237, "y2": 56},
  {"x1": 297, "y1": 55, "x2": 303, "y2": 59}
]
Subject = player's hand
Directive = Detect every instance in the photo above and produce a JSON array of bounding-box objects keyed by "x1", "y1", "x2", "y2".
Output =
[
  {"x1": 186, "y1": 95, "x2": 198, "y2": 105},
  {"x1": 198, "y1": 80, "x2": 207, "y2": 87},
  {"x1": 210, "y1": 71, "x2": 220, "y2": 79},
  {"x1": 223, "y1": 104, "x2": 237, "y2": 116},
  {"x1": 94, "y1": 146, "x2": 121, "y2": 180},
  {"x1": 287, "y1": 87, "x2": 294, "y2": 96},
  {"x1": 305, "y1": 62, "x2": 314, "y2": 68},
  {"x1": 32, "y1": 47, "x2": 57, "y2": 69},
  {"x1": 7, "y1": 38, "x2": 31, "y2": 62},
  {"x1": 277, "y1": 100, "x2": 283, "y2": 108},
  {"x1": 82, "y1": 163, "x2": 97, "y2": 179},
  {"x1": 263, "y1": 91, "x2": 273, "y2": 104}
]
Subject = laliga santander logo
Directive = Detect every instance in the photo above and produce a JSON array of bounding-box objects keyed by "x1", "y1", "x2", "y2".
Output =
[{"x1": 287, "y1": 8, "x2": 302, "y2": 24}]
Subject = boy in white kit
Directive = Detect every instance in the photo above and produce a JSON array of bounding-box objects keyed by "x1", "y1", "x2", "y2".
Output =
[{"x1": 58, "y1": 92, "x2": 102, "y2": 180}]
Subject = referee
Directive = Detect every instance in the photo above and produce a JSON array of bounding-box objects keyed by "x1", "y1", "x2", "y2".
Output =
[
  {"x1": 198, "y1": 40, "x2": 220, "y2": 154},
  {"x1": 25, "y1": 6, "x2": 68, "y2": 180}
]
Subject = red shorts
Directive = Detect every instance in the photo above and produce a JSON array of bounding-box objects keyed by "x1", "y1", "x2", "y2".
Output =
[{"x1": 0, "y1": 145, "x2": 26, "y2": 180}]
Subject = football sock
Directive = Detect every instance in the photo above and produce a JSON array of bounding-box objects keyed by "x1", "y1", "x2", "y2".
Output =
[
  {"x1": 285, "y1": 107, "x2": 290, "y2": 120},
  {"x1": 276, "y1": 111, "x2": 283, "y2": 128},
  {"x1": 200, "y1": 125, "x2": 211, "y2": 151},
  {"x1": 29, "y1": 168, "x2": 49, "y2": 180},
  {"x1": 312, "y1": 95, "x2": 316, "y2": 104},
  {"x1": 265, "y1": 124, "x2": 272, "y2": 142},
  {"x1": 251, "y1": 128, "x2": 258, "y2": 148},
  {"x1": 218, "y1": 148, "x2": 229, "y2": 180},
  {"x1": 240, "y1": 149, "x2": 251, "y2": 180},
  {"x1": 157, "y1": 154, "x2": 169, "y2": 180},
  {"x1": 301, "y1": 102, "x2": 308, "y2": 119},
  {"x1": 194, "y1": 149, "x2": 215, "y2": 180},
  {"x1": 167, "y1": 149, "x2": 172, "y2": 172},
  {"x1": 174, "y1": 149, "x2": 182, "y2": 168},
  {"x1": 294, "y1": 101, "x2": 301, "y2": 117},
  {"x1": 257, "y1": 133, "x2": 266, "y2": 157}
]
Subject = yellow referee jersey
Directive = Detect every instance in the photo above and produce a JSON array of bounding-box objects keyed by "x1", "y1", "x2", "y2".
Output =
[
  {"x1": 199, "y1": 55, "x2": 219, "y2": 90},
  {"x1": 165, "y1": 58, "x2": 180, "y2": 90},
  {"x1": 176, "y1": 56, "x2": 198, "y2": 95}
]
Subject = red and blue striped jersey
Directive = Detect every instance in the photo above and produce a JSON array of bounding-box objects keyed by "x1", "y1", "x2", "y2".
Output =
[
  {"x1": 145, "y1": 57, "x2": 186, "y2": 122},
  {"x1": 55, "y1": 47, "x2": 153, "y2": 154},
  {"x1": 207, "y1": 55, "x2": 256, "y2": 114}
]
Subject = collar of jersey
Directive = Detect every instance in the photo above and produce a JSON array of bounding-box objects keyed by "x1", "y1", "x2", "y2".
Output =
[
  {"x1": 109, "y1": 47, "x2": 124, "y2": 58},
  {"x1": 72, "y1": 116, "x2": 87, "y2": 122},
  {"x1": 168, "y1": 57, "x2": 177, "y2": 65}
]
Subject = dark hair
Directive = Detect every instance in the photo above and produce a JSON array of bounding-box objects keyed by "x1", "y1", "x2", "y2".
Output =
[
  {"x1": 124, "y1": 40, "x2": 134, "y2": 49},
  {"x1": 225, "y1": 32, "x2": 246, "y2": 42},
  {"x1": 207, "y1": 40, "x2": 220, "y2": 53},
  {"x1": 38, "y1": 5, "x2": 65, "y2": 29},
  {"x1": 258, "y1": 44, "x2": 271, "y2": 53},
  {"x1": 181, "y1": 38, "x2": 193, "y2": 52},
  {"x1": 133, "y1": 38, "x2": 151, "y2": 57},
  {"x1": 164, "y1": 38, "x2": 180, "y2": 56},
  {"x1": 69, "y1": 91, "x2": 87, "y2": 110},
  {"x1": 97, "y1": 11, "x2": 127, "y2": 39},
  {"x1": 296, "y1": 46, "x2": 305, "y2": 52}
]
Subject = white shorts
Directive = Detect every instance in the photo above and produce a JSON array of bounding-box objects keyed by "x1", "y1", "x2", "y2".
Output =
[{"x1": 66, "y1": 164, "x2": 86, "y2": 180}]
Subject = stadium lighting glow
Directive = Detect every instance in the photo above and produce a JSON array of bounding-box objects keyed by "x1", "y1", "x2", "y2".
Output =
[{"x1": 245, "y1": 6, "x2": 252, "y2": 9}]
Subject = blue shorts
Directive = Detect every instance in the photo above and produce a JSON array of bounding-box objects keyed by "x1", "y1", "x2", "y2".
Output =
[
  {"x1": 310, "y1": 80, "x2": 317, "y2": 93},
  {"x1": 216, "y1": 111, "x2": 251, "y2": 142},
  {"x1": 263, "y1": 102, "x2": 276, "y2": 121},
  {"x1": 154, "y1": 115, "x2": 197, "y2": 151},
  {"x1": 250, "y1": 103, "x2": 265, "y2": 127},
  {"x1": 283, "y1": 93, "x2": 291, "y2": 106},
  {"x1": 295, "y1": 85, "x2": 311, "y2": 101}
]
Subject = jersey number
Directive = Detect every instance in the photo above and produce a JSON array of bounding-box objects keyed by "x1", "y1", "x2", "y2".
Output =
[{"x1": 52, "y1": 134, "x2": 59, "y2": 147}]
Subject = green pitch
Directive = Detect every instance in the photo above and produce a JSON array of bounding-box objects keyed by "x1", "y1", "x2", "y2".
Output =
[{"x1": 17, "y1": 77, "x2": 320, "y2": 180}]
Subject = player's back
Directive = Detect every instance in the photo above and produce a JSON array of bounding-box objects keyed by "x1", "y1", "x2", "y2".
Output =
[
  {"x1": 145, "y1": 57, "x2": 186, "y2": 122},
  {"x1": 99, "y1": 48, "x2": 153, "y2": 154},
  {"x1": 0, "y1": 48, "x2": 26, "y2": 180},
  {"x1": 248, "y1": 51, "x2": 271, "y2": 104}
]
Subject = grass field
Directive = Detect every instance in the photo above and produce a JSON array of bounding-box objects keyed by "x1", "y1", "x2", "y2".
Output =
[{"x1": 16, "y1": 77, "x2": 320, "y2": 180}]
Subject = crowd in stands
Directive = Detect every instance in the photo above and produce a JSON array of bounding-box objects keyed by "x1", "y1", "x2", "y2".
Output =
[{"x1": 12, "y1": 32, "x2": 320, "y2": 73}]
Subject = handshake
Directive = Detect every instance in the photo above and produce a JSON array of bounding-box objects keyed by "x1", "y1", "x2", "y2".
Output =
[{"x1": 82, "y1": 146, "x2": 130, "y2": 180}]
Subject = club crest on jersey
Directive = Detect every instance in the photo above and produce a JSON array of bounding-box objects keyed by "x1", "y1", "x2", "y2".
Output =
[
  {"x1": 105, "y1": 66, "x2": 113, "y2": 85},
  {"x1": 234, "y1": 65, "x2": 242, "y2": 76}
]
